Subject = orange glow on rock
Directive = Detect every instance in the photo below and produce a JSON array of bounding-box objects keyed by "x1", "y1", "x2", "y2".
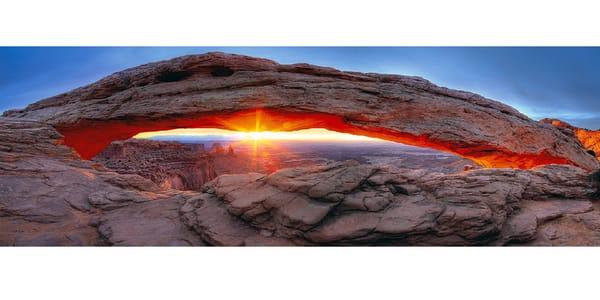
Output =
[{"x1": 55, "y1": 108, "x2": 577, "y2": 169}]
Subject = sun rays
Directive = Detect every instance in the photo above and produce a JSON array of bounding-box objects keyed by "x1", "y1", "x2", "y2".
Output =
[{"x1": 129, "y1": 110, "x2": 388, "y2": 172}]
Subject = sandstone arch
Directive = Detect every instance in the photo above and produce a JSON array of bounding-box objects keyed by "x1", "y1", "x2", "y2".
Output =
[{"x1": 4, "y1": 52, "x2": 598, "y2": 170}]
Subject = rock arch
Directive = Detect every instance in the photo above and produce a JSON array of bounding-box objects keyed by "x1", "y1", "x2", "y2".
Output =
[{"x1": 4, "y1": 52, "x2": 598, "y2": 170}]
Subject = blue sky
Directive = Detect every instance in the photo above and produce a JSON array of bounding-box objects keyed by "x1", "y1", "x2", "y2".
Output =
[{"x1": 1, "y1": 47, "x2": 599, "y2": 129}]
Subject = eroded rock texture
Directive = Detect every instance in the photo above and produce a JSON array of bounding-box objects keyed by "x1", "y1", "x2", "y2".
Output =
[
  {"x1": 541, "y1": 118, "x2": 600, "y2": 161},
  {"x1": 0, "y1": 118, "x2": 203, "y2": 246},
  {"x1": 2, "y1": 117, "x2": 600, "y2": 246},
  {"x1": 181, "y1": 161, "x2": 600, "y2": 245},
  {"x1": 93, "y1": 139, "x2": 216, "y2": 190},
  {"x1": 3, "y1": 52, "x2": 600, "y2": 246},
  {"x1": 4, "y1": 52, "x2": 597, "y2": 170}
]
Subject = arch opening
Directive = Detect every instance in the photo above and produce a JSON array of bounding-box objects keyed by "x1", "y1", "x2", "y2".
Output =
[
  {"x1": 131, "y1": 127, "x2": 479, "y2": 174},
  {"x1": 55, "y1": 108, "x2": 573, "y2": 169},
  {"x1": 91, "y1": 125, "x2": 480, "y2": 191}
]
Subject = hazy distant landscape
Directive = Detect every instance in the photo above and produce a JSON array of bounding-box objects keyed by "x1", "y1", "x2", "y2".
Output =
[{"x1": 144, "y1": 137, "x2": 479, "y2": 174}]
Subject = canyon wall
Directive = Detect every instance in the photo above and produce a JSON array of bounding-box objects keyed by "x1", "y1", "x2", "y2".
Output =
[{"x1": 93, "y1": 139, "x2": 217, "y2": 190}]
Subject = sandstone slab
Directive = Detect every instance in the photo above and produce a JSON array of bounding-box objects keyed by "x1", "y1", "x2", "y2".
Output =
[{"x1": 183, "y1": 161, "x2": 598, "y2": 245}]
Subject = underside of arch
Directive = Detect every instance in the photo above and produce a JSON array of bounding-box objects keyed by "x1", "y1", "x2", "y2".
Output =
[
  {"x1": 57, "y1": 108, "x2": 574, "y2": 169},
  {"x1": 5, "y1": 52, "x2": 598, "y2": 170}
]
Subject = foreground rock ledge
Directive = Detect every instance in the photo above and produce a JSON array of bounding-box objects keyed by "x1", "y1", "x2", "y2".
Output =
[
  {"x1": 181, "y1": 160, "x2": 600, "y2": 246},
  {"x1": 4, "y1": 52, "x2": 598, "y2": 170},
  {"x1": 0, "y1": 118, "x2": 204, "y2": 246},
  {"x1": 3, "y1": 118, "x2": 600, "y2": 246}
]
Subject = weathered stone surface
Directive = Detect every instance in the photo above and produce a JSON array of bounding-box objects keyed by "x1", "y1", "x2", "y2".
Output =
[
  {"x1": 3, "y1": 53, "x2": 600, "y2": 246},
  {"x1": 94, "y1": 139, "x2": 216, "y2": 190},
  {"x1": 4, "y1": 52, "x2": 597, "y2": 170},
  {"x1": 182, "y1": 161, "x2": 598, "y2": 245},
  {"x1": 495, "y1": 198, "x2": 595, "y2": 244},
  {"x1": 541, "y1": 118, "x2": 600, "y2": 161},
  {"x1": 527, "y1": 210, "x2": 600, "y2": 246},
  {"x1": 180, "y1": 193, "x2": 294, "y2": 246},
  {"x1": 98, "y1": 195, "x2": 205, "y2": 246},
  {"x1": 3, "y1": 117, "x2": 600, "y2": 246},
  {"x1": 0, "y1": 118, "x2": 201, "y2": 246}
]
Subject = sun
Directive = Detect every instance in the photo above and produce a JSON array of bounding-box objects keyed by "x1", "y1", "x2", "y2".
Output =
[
  {"x1": 133, "y1": 109, "x2": 386, "y2": 143},
  {"x1": 248, "y1": 131, "x2": 266, "y2": 141},
  {"x1": 135, "y1": 128, "x2": 385, "y2": 142},
  {"x1": 240, "y1": 131, "x2": 294, "y2": 142},
  {"x1": 239, "y1": 131, "x2": 279, "y2": 152}
]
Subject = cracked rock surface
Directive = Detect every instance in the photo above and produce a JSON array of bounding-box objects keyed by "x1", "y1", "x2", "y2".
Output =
[
  {"x1": 181, "y1": 161, "x2": 600, "y2": 245},
  {"x1": 3, "y1": 117, "x2": 600, "y2": 246},
  {"x1": 0, "y1": 118, "x2": 203, "y2": 246}
]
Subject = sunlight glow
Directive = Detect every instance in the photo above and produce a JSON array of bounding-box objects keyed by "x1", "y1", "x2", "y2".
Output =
[{"x1": 134, "y1": 128, "x2": 385, "y2": 142}]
